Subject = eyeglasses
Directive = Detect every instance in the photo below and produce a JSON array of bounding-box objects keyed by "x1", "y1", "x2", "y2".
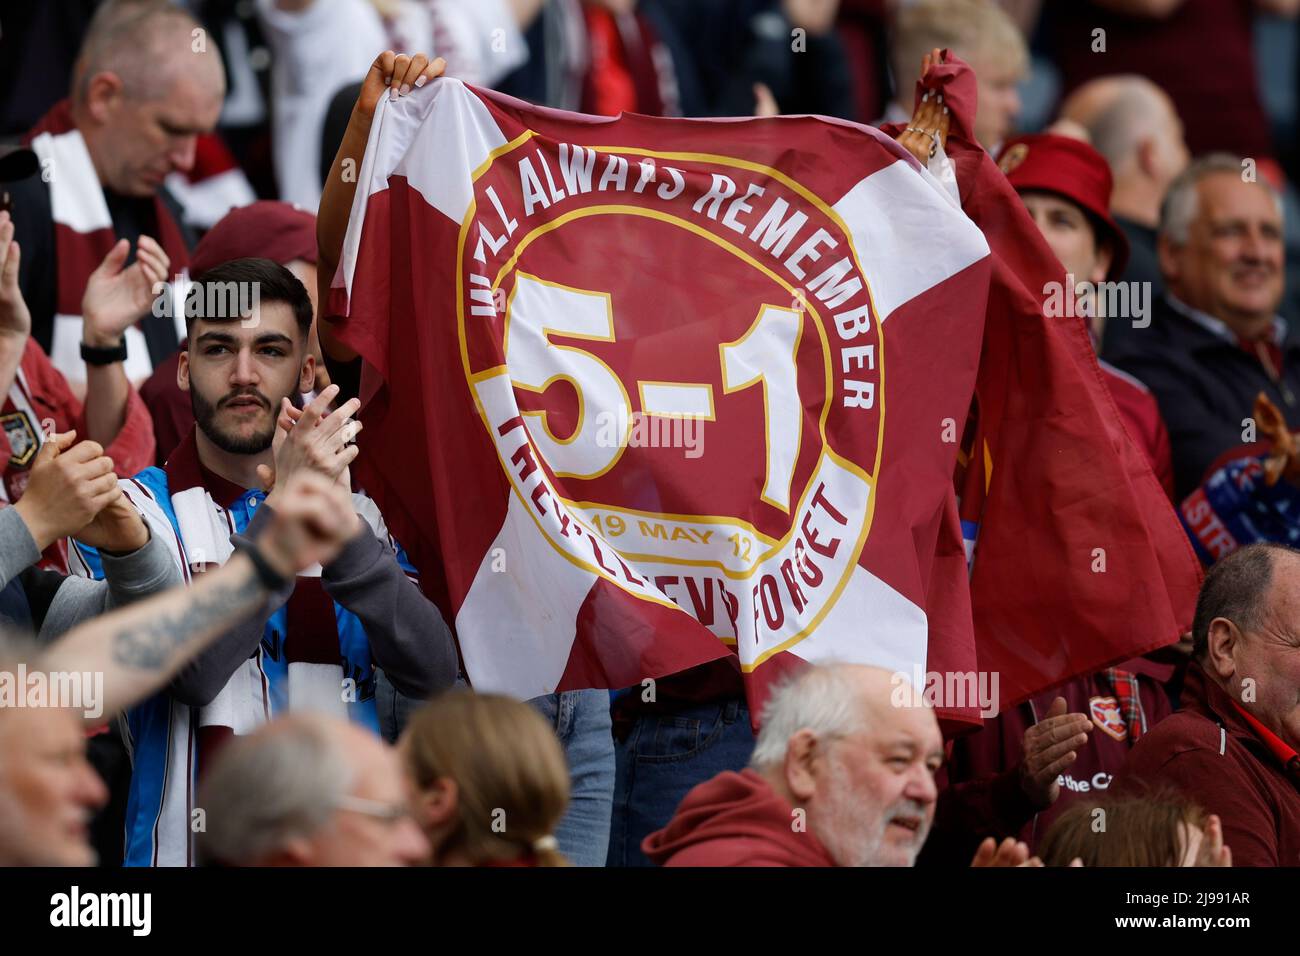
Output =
[{"x1": 333, "y1": 795, "x2": 412, "y2": 823}]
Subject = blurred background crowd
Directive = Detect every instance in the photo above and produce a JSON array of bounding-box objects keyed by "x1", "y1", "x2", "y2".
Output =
[{"x1": 1, "y1": 0, "x2": 1295, "y2": 226}]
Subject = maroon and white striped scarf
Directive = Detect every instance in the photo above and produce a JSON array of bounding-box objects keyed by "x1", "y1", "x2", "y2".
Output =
[{"x1": 23, "y1": 100, "x2": 190, "y2": 385}]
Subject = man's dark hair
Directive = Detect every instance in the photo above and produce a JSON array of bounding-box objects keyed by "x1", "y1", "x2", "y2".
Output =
[
  {"x1": 186, "y1": 257, "x2": 313, "y2": 337},
  {"x1": 1191, "y1": 543, "x2": 1295, "y2": 659}
]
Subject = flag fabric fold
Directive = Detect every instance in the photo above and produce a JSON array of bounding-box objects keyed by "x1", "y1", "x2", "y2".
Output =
[{"x1": 882, "y1": 56, "x2": 1202, "y2": 708}]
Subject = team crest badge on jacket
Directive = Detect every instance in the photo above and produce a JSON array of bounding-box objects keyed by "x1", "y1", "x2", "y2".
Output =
[
  {"x1": 1089, "y1": 695, "x2": 1128, "y2": 741},
  {"x1": 1, "y1": 410, "x2": 38, "y2": 467}
]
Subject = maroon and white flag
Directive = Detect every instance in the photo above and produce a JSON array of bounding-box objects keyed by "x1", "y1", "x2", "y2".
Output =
[{"x1": 329, "y1": 79, "x2": 993, "y2": 716}]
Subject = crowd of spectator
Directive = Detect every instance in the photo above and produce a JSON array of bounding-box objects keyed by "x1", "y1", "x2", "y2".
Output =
[{"x1": 0, "y1": 0, "x2": 1298, "y2": 870}]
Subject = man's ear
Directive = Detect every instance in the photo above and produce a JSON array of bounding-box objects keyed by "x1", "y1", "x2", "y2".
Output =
[
  {"x1": 83, "y1": 71, "x2": 124, "y2": 126},
  {"x1": 268, "y1": 835, "x2": 317, "y2": 867},
  {"x1": 1205, "y1": 617, "x2": 1240, "y2": 681},
  {"x1": 1136, "y1": 136, "x2": 1159, "y2": 181},
  {"x1": 783, "y1": 729, "x2": 820, "y2": 803},
  {"x1": 177, "y1": 349, "x2": 191, "y2": 393},
  {"x1": 1156, "y1": 234, "x2": 1182, "y2": 286},
  {"x1": 298, "y1": 353, "x2": 316, "y2": 395}
]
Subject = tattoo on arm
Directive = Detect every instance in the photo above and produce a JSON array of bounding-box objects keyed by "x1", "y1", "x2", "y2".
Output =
[{"x1": 109, "y1": 571, "x2": 265, "y2": 670}]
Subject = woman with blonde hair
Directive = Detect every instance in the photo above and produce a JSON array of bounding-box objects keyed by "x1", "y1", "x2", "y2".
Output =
[{"x1": 399, "y1": 691, "x2": 571, "y2": 866}]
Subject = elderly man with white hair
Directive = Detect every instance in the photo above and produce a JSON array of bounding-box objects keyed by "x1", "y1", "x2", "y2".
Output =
[{"x1": 643, "y1": 664, "x2": 1037, "y2": 867}]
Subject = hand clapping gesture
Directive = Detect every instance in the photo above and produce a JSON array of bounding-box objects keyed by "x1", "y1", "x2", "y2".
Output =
[
  {"x1": 81, "y1": 236, "x2": 171, "y2": 349},
  {"x1": 1019, "y1": 696, "x2": 1093, "y2": 809},
  {"x1": 13, "y1": 432, "x2": 121, "y2": 551},
  {"x1": 0, "y1": 210, "x2": 30, "y2": 342},
  {"x1": 258, "y1": 385, "x2": 363, "y2": 506}
]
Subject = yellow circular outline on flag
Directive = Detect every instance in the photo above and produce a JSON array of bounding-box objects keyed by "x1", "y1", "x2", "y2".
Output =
[{"x1": 456, "y1": 132, "x2": 889, "y2": 667}]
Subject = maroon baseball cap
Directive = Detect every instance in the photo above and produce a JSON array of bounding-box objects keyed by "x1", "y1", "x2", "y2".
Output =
[
  {"x1": 996, "y1": 133, "x2": 1129, "y2": 280},
  {"x1": 189, "y1": 200, "x2": 318, "y2": 278}
]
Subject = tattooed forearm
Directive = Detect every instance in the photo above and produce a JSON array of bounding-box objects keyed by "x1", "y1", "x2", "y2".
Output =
[{"x1": 109, "y1": 568, "x2": 266, "y2": 670}]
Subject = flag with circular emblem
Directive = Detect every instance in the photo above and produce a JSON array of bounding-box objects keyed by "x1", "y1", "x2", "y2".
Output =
[{"x1": 327, "y1": 74, "x2": 1192, "y2": 726}]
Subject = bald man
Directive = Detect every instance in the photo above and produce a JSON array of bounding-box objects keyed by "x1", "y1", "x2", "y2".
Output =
[
  {"x1": 1060, "y1": 79, "x2": 1190, "y2": 289},
  {"x1": 9, "y1": 0, "x2": 226, "y2": 388},
  {"x1": 643, "y1": 664, "x2": 946, "y2": 867},
  {"x1": 197, "y1": 714, "x2": 430, "y2": 867}
]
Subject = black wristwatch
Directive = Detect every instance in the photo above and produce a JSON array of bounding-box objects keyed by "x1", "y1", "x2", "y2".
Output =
[
  {"x1": 231, "y1": 537, "x2": 291, "y2": 591},
  {"x1": 80, "y1": 339, "x2": 128, "y2": 366}
]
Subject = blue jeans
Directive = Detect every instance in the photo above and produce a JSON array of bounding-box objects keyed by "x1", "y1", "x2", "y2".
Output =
[
  {"x1": 374, "y1": 669, "x2": 437, "y2": 743},
  {"x1": 529, "y1": 690, "x2": 615, "y2": 867},
  {"x1": 607, "y1": 696, "x2": 755, "y2": 867}
]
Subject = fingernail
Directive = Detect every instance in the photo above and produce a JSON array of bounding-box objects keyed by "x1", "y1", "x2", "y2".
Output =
[
  {"x1": 922, "y1": 92, "x2": 930, "y2": 102},
  {"x1": 414, "y1": 75, "x2": 427, "y2": 88},
  {"x1": 399, "y1": 83, "x2": 411, "y2": 96},
  {"x1": 389, "y1": 86, "x2": 398, "y2": 101},
  {"x1": 943, "y1": 106, "x2": 949, "y2": 115}
]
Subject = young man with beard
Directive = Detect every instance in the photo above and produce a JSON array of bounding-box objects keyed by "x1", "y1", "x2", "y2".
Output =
[{"x1": 72, "y1": 256, "x2": 459, "y2": 866}]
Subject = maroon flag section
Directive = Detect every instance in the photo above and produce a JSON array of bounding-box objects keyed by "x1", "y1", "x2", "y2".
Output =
[
  {"x1": 882, "y1": 55, "x2": 1202, "y2": 710},
  {"x1": 331, "y1": 78, "x2": 992, "y2": 722}
]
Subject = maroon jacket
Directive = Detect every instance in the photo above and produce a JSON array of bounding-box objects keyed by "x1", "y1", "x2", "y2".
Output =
[
  {"x1": 643, "y1": 769, "x2": 836, "y2": 867},
  {"x1": 922, "y1": 664, "x2": 1173, "y2": 865},
  {"x1": 1117, "y1": 663, "x2": 1300, "y2": 867},
  {"x1": 1101, "y1": 361, "x2": 1174, "y2": 499}
]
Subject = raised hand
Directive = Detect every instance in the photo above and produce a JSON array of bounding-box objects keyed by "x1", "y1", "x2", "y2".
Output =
[
  {"x1": 0, "y1": 210, "x2": 30, "y2": 341},
  {"x1": 355, "y1": 51, "x2": 447, "y2": 122},
  {"x1": 257, "y1": 385, "x2": 362, "y2": 504},
  {"x1": 896, "y1": 48, "x2": 952, "y2": 166},
  {"x1": 1019, "y1": 696, "x2": 1092, "y2": 809},
  {"x1": 82, "y1": 236, "x2": 171, "y2": 349},
  {"x1": 13, "y1": 432, "x2": 120, "y2": 551},
  {"x1": 255, "y1": 470, "x2": 362, "y2": 577},
  {"x1": 970, "y1": 836, "x2": 1042, "y2": 867},
  {"x1": 1188, "y1": 814, "x2": 1233, "y2": 867}
]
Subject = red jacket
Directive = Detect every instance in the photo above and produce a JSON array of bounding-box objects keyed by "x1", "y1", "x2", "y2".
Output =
[
  {"x1": 1117, "y1": 663, "x2": 1300, "y2": 867},
  {"x1": 1101, "y1": 361, "x2": 1174, "y2": 499},
  {"x1": 643, "y1": 769, "x2": 836, "y2": 867}
]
